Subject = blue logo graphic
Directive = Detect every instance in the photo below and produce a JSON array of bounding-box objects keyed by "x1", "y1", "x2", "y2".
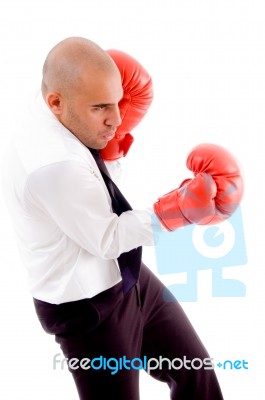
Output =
[{"x1": 153, "y1": 207, "x2": 247, "y2": 301}]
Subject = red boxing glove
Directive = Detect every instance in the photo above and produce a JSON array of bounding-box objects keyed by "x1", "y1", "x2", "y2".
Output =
[
  {"x1": 100, "y1": 50, "x2": 153, "y2": 161},
  {"x1": 154, "y1": 143, "x2": 244, "y2": 231}
]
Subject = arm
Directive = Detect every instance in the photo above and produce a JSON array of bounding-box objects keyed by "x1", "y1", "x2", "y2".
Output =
[{"x1": 26, "y1": 159, "x2": 155, "y2": 259}]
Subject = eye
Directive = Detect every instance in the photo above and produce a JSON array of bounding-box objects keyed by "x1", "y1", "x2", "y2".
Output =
[{"x1": 93, "y1": 105, "x2": 107, "y2": 111}]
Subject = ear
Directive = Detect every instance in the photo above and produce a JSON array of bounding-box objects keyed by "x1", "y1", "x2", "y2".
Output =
[{"x1": 45, "y1": 92, "x2": 64, "y2": 115}]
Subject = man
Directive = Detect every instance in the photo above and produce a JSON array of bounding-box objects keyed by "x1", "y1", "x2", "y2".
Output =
[{"x1": 3, "y1": 37, "x2": 243, "y2": 399}]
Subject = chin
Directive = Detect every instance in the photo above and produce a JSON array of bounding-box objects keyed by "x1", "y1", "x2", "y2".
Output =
[
  {"x1": 98, "y1": 141, "x2": 108, "y2": 150},
  {"x1": 86, "y1": 141, "x2": 107, "y2": 150}
]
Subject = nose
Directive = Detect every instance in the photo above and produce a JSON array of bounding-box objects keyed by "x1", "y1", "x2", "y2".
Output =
[{"x1": 105, "y1": 104, "x2": 122, "y2": 128}]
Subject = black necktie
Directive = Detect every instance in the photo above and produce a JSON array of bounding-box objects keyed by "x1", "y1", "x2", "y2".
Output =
[{"x1": 88, "y1": 148, "x2": 142, "y2": 294}]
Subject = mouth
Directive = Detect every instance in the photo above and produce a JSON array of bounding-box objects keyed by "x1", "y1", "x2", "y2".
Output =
[{"x1": 102, "y1": 131, "x2": 116, "y2": 141}]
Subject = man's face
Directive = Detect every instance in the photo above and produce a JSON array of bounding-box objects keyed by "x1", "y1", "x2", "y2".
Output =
[{"x1": 60, "y1": 68, "x2": 123, "y2": 149}]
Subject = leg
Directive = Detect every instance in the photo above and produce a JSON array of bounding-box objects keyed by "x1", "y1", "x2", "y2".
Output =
[
  {"x1": 34, "y1": 282, "x2": 143, "y2": 400},
  {"x1": 139, "y1": 264, "x2": 224, "y2": 400}
]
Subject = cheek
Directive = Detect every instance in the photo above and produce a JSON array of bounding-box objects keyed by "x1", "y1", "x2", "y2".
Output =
[{"x1": 86, "y1": 112, "x2": 105, "y2": 128}]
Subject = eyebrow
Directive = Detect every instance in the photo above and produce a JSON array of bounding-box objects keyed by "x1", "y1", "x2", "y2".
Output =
[
  {"x1": 89, "y1": 92, "x2": 124, "y2": 108},
  {"x1": 89, "y1": 103, "x2": 114, "y2": 108}
]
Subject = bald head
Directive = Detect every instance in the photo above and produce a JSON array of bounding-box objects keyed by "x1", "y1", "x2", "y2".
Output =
[
  {"x1": 41, "y1": 37, "x2": 117, "y2": 98},
  {"x1": 40, "y1": 37, "x2": 123, "y2": 149}
]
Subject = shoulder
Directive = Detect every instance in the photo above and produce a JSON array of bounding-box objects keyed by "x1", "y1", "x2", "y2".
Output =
[{"x1": 12, "y1": 95, "x2": 94, "y2": 175}]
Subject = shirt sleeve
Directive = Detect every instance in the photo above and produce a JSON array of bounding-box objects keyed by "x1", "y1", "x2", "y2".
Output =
[{"x1": 25, "y1": 159, "x2": 158, "y2": 260}]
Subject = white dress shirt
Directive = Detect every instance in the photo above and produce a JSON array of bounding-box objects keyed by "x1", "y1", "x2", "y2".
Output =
[{"x1": 2, "y1": 95, "x2": 157, "y2": 304}]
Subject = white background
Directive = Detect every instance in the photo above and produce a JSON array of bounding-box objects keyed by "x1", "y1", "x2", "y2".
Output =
[{"x1": 0, "y1": 0, "x2": 264, "y2": 399}]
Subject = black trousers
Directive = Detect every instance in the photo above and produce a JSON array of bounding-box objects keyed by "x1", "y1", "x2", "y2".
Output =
[{"x1": 33, "y1": 264, "x2": 224, "y2": 399}]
